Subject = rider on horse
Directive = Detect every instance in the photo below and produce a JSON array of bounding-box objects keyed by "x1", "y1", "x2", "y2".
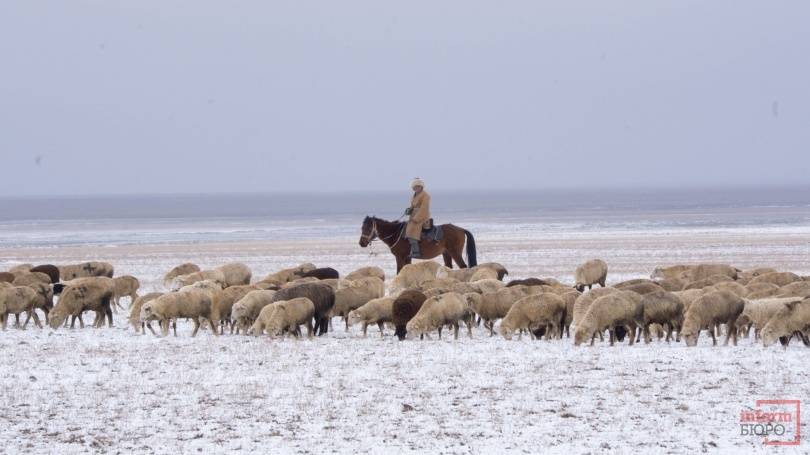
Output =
[{"x1": 405, "y1": 178, "x2": 431, "y2": 259}]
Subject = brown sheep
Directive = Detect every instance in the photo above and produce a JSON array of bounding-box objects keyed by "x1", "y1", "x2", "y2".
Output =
[
  {"x1": 297, "y1": 267, "x2": 339, "y2": 280},
  {"x1": 500, "y1": 293, "x2": 566, "y2": 341},
  {"x1": 680, "y1": 290, "x2": 744, "y2": 347},
  {"x1": 392, "y1": 289, "x2": 427, "y2": 340},
  {"x1": 639, "y1": 291, "x2": 684, "y2": 342},
  {"x1": 59, "y1": 261, "x2": 114, "y2": 280},
  {"x1": 574, "y1": 259, "x2": 608, "y2": 292},
  {"x1": 49, "y1": 277, "x2": 115, "y2": 329},
  {"x1": 761, "y1": 299, "x2": 810, "y2": 348},
  {"x1": 270, "y1": 282, "x2": 335, "y2": 336},
  {"x1": 30, "y1": 264, "x2": 60, "y2": 283},
  {"x1": 112, "y1": 275, "x2": 140, "y2": 311}
]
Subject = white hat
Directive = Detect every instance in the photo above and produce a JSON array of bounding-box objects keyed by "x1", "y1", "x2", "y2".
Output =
[{"x1": 410, "y1": 178, "x2": 425, "y2": 189}]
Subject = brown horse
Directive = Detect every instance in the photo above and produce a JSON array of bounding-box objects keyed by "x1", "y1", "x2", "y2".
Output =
[{"x1": 358, "y1": 216, "x2": 477, "y2": 273}]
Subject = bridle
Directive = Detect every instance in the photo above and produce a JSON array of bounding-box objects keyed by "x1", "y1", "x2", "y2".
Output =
[{"x1": 362, "y1": 217, "x2": 405, "y2": 249}]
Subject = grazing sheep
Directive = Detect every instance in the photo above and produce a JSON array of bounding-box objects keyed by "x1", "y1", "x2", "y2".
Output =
[
  {"x1": 651, "y1": 265, "x2": 693, "y2": 280},
  {"x1": 256, "y1": 297, "x2": 316, "y2": 337},
  {"x1": 216, "y1": 262, "x2": 252, "y2": 287},
  {"x1": 163, "y1": 263, "x2": 200, "y2": 285},
  {"x1": 0, "y1": 272, "x2": 14, "y2": 283},
  {"x1": 705, "y1": 281, "x2": 746, "y2": 298},
  {"x1": 347, "y1": 297, "x2": 395, "y2": 337},
  {"x1": 745, "y1": 282, "x2": 780, "y2": 298},
  {"x1": 500, "y1": 293, "x2": 566, "y2": 341},
  {"x1": 476, "y1": 262, "x2": 509, "y2": 281},
  {"x1": 574, "y1": 293, "x2": 643, "y2": 346},
  {"x1": 468, "y1": 279, "x2": 506, "y2": 294},
  {"x1": 761, "y1": 299, "x2": 810, "y2": 348},
  {"x1": 639, "y1": 291, "x2": 684, "y2": 342},
  {"x1": 654, "y1": 278, "x2": 686, "y2": 292},
  {"x1": 777, "y1": 281, "x2": 810, "y2": 298},
  {"x1": 559, "y1": 290, "x2": 580, "y2": 338},
  {"x1": 506, "y1": 278, "x2": 552, "y2": 288},
  {"x1": 0, "y1": 286, "x2": 41, "y2": 329},
  {"x1": 29, "y1": 264, "x2": 60, "y2": 284},
  {"x1": 419, "y1": 277, "x2": 461, "y2": 292},
  {"x1": 8, "y1": 264, "x2": 33, "y2": 273},
  {"x1": 392, "y1": 290, "x2": 428, "y2": 340},
  {"x1": 215, "y1": 285, "x2": 257, "y2": 334},
  {"x1": 750, "y1": 271, "x2": 802, "y2": 287},
  {"x1": 673, "y1": 289, "x2": 704, "y2": 314},
  {"x1": 297, "y1": 267, "x2": 339, "y2": 280},
  {"x1": 23, "y1": 282, "x2": 54, "y2": 324},
  {"x1": 574, "y1": 259, "x2": 608, "y2": 292},
  {"x1": 129, "y1": 292, "x2": 163, "y2": 334},
  {"x1": 736, "y1": 297, "x2": 802, "y2": 340},
  {"x1": 470, "y1": 268, "x2": 499, "y2": 282},
  {"x1": 389, "y1": 262, "x2": 442, "y2": 295},
  {"x1": 406, "y1": 292, "x2": 474, "y2": 340},
  {"x1": 59, "y1": 261, "x2": 114, "y2": 280},
  {"x1": 683, "y1": 274, "x2": 734, "y2": 290},
  {"x1": 48, "y1": 277, "x2": 115, "y2": 329},
  {"x1": 620, "y1": 282, "x2": 663, "y2": 295},
  {"x1": 12, "y1": 272, "x2": 52, "y2": 286},
  {"x1": 682, "y1": 264, "x2": 738, "y2": 282},
  {"x1": 614, "y1": 279, "x2": 658, "y2": 289},
  {"x1": 270, "y1": 283, "x2": 335, "y2": 336},
  {"x1": 140, "y1": 289, "x2": 219, "y2": 337},
  {"x1": 172, "y1": 269, "x2": 227, "y2": 290},
  {"x1": 112, "y1": 275, "x2": 140, "y2": 311},
  {"x1": 261, "y1": 263, "x2": 317, "y2": 284},
  {"x1": 331, "y1": 277, "x2": 385, "y2": 330},
  {"x1": 465, "y1": 286, "x2": 532, "y2": 336},
  {"x1": 345, "y1": 266, "x2": 386, "y2": 282},
  {"x1": 231, "y1": 290, "x2": 277, "y2": 334},
  {"x1": 572, "y1": 287, "x2": 620, "y2": 329},
  {"x1": 680, "y1": 290, "x2": 745, "y2": 347}
]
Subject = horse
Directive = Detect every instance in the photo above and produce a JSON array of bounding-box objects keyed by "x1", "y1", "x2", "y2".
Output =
[{"x1": 358, "y1": 216, "x2": 477, "y2": 273}]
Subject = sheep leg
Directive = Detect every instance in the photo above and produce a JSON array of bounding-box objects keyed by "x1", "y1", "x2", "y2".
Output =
[
  {"x1": 589, "y1": 332, "x2": 597, "y2": 346},
  {"x1": 207, "y1": 317, "x2": 218, "y2": 335},
  {"x1": 14, "y1": 314, "x2": 20, "y2": 328},
  {"x1": 78, "y1": 314, "x2": 85, "y2": 329},
  {"x1": 377, "y1": 321, "x2": 385, "y2": 337},
  {"x1": 438, "y1": 326, "x2": 443, "y2": 340},
  {"x1": 608, "y1": 329, "x2": 615, "y2": 346},
  {"x1": 190, "y1": 318, "x2": 201, "y2": 337},
  {"x1": 466, "y1": 317, "x2": 473, "y2": 339},
  {"x1": 628, "y1": 325, "x2": 636, "y2": 346},
  {"x1": 709, "y1": 328, "x2": 717, "y2": 346},
  {"x1": 29, "y1": 311, "x2": 42, "y2": 329},
  {"x1": 306, "y1": 320, "x2": 314, "y2": 338},
  {"x1": 1, "y1": 314, "x2": 6, "y2": 330},
  {"x1": 361, "y1": 322, "x2": 368, "y2": 337},
  {"x1": 453, "y1": 322, "x2": 459, "y2": 340}
]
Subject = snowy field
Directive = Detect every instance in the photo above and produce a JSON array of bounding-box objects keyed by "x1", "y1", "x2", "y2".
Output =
[
  {"x1": 1, "y1": 321, "x2": 808, "y2": 454},
  {"x1": 2, "y1": 216, "x2": 810, "y2": 453}
]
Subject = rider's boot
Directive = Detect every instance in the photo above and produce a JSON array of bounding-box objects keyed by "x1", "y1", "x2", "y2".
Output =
[{"x1": 408, "y1": 239, "x2": 422, "y2": 259}]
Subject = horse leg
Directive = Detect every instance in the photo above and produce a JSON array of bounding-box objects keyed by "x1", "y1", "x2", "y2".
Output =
[
  {"x1": 442, "y1": 252, "x2": 453, "y2": 268},
  {"x1": 449, "y1": 246, "x2": 467, "y2": 269}
]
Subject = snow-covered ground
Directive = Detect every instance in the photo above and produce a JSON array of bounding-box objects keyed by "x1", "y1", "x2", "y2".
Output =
[{"x1": 0, "y1": 321, "x2": 807, "y2": 454}]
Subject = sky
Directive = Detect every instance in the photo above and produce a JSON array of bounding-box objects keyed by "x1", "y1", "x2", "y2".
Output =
[{"x1": 0, "y1": 1, "x2": 808, "y2": 196}]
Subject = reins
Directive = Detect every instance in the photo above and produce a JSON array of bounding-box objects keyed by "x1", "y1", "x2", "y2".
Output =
[{"x1": 363, "y1": 216, "x2": 406, "y2": 251}]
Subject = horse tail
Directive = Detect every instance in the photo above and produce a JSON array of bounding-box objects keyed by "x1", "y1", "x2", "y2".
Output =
[{"x1": 463, "y1": 230, "x2": 477, "y2": 267}]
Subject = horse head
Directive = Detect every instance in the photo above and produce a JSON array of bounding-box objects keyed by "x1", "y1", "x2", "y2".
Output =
[{"x1": 359, "y1": 216, "x2": 377, "y2": 247}]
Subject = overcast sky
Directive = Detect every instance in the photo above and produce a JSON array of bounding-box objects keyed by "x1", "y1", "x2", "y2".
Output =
[{"x1": 0, "y1": 2, "x2": 808, "y2": 196}]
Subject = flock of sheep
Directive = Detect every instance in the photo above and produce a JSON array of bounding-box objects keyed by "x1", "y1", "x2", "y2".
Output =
[{"x1": 1, "y1": 258, "x2": 809, "y2": 348}]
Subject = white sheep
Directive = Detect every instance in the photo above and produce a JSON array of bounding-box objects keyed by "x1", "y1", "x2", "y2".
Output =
[
  {"x1": 406, "y1": 292, "x2": 474, "y2": 340},
  {"x1": 389, "y1": 261, "x2": 443, "y2": 295},
  {"x1": 499, "y1": 293, "x2": 566, "y2": 341},
  {"x1": 574, "y1": 259, "x2": 608, "y2": 292},
  {"x1": 345, "y1": 266, "x2": 385, "y2": 282},
  {"x1": 112, "y1": 275, "x2": 140, "y2": 311},
  {"x1": 574, "y1": 292, "x2": 642, "y2": 346},
  {"x1": 331, "y1": 277, "x2": 385, "y2": 330},
  {"x1": 216, "y1": 262, "x2": 252, "y2": 287},
  {"x1": 680, "y1": 290, "x2": 744, "y2": 347},
  {"x1": 140, "y1": 289, "x2": 219, "y2": 337},
  {"x1": 761, "y1": 299, "x2": 810, "y2": 347},
  {"x1": 260, "y1": 297, "x2": 316, "y2": 338},
  {"x1": 231, "y1": 290, "x2": 277, "y2": 334},
  {"x1": 347, "y1": 297, "x2": 395, "y2": 337},
  {"x1": 735, "y1": 297, "x2": 802, "y2": 340}
]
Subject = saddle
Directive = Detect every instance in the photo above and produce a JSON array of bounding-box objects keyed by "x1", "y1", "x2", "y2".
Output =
[{"x1": 421, "y1": 218, "x2": 443, "y2": 242}]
